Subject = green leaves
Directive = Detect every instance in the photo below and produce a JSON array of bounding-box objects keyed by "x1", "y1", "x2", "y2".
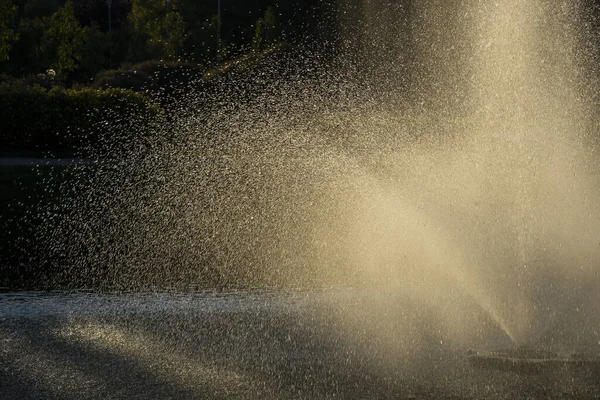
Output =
[
  {"x1": 163, "y1": 11, "x2": 186, "y2": 59},
  {"x1": 252, "y1": 6, "x2": 277, "y2": 52},
  {"x1": 41, "y1": 0, "x2": 85, "y2": 78},
  {"x1": 80, "y1": 23, "x2": 110, "y2": 77},
  {"x1": 0, "y1": 81, "x2": 162, "y2": 156},
  {"x1": 129, "y1": 0, "x2": 188, "y2": 60},
  {"x1": 0, "y1": 0, "x2": 19, "y2": 62}
]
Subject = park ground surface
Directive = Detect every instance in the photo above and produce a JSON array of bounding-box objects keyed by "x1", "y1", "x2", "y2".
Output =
[{"x1": 0, "y1": 290, "x2": 599, "y2": 400}]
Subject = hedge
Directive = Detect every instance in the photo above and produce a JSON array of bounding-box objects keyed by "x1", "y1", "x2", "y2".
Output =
[{"x1": 0, "y1": 81, "x2": 163, "y2": 156}]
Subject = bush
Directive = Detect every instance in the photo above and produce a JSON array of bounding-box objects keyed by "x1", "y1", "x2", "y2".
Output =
[
  {"x1": 91, "y1": 60, "x2": 205, "y2": 96},
  {"x1": 0, "y1": 81, "x2": 163, "y2": 156}
]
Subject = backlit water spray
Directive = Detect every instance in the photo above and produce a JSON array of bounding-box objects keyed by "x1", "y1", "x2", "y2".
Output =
[
  {"x1": 36, "y1": 0, "x2": 600, "y2": 371},
  {"x1": 326, "y1": 0, "x2": 600, "y2": 355}
]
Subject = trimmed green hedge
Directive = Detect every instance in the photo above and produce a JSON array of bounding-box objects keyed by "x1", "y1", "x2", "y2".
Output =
[
  {"x1": 92, "y1": 60, "x2": 205, "y2": 91},
  {"x1": 0, "y1": 82, "x2": 163, "y2": 156}
]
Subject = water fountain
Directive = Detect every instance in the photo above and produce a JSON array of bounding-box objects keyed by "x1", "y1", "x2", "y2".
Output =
[
  {"x1": 3, "y1": 0, "x2": 600, "y2": 398},
  {"x1": 331, "y1": 0, "x2": 600, "y2": 355}
]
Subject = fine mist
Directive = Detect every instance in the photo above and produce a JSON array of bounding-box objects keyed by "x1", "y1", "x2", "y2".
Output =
[
  {"x1": 38, "y1": 0, "x2": 600, "y2": 360},
  {"x1": 328, "y1": 0, "x2": 600, "y2": 355}
]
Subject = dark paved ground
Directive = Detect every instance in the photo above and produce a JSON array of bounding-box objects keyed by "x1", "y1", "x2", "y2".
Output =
[{"x1": 0, "y1": 291, "x2": 599, "y2": 399}]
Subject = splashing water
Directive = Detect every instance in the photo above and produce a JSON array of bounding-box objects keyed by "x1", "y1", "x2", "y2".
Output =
[
  {"x1": 331, "y1": 0, "x2": 600, "y2": 350},
  {"x1": 35, "y1": 0, "x2": 600, "y2": 360}
]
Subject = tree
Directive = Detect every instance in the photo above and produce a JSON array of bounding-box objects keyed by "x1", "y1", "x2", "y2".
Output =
[
  {"x1": 184, "y1": 14, "x2": 220, "y2": 64},
  {"x1": 41, "y1": 0, "x2": 86, "y2": 78},
  {"x1": 0, "y1": 0, "x2": 19, "y2": 62},
  {"x1": 80, "y1": 23, "x2": 110, "y2": 78},
  {"x1": 162, "y1": 11, "x2": 186, "y2": 59},
  {"x1": 129, "y1": 0, "x2": 188, "y2": 60},
  {"x1": 252, "y1": 6, "x2": 277, "y2": 52},
  {"x1": 10, "y1": 16, "x2": 48, "y2": 75}
]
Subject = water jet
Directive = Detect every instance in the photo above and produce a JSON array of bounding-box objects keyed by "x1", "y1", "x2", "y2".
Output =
[
  {"x1": 4, "y1": 1, "x2": 600, "y2": 398},
  {"x1": 468, "y1": 347, "x2": 600, "y2": 375}
]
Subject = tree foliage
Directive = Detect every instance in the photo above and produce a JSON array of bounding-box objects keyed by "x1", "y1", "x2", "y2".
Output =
[
  {"x1": 80, "y1": 23, "x2": 110, "y2": 78},
  {"x1": 41, "y1": 0, "x2": 85, "y2": 78},
  {"x1": 0, "y1": 0, "x2": 19, "y2": 62},
  {"x1": 0, "y1": 0, "x2": 334, "y2": 82},
  {"x1": 129, "y1": 0, "x2": 187, "y2": 60},
  {"x1": 163, "y1": 11, "x2": 186, "y2": 59},
  {"x1": 0, "y1": 79, "x2": 162, "y2": 155},
  {"x1": 252, "y1": 6, "x2": 277, "y2": 52},
  {"x1": 10, "y1": 15, "x2": 47, "y2": 75}
]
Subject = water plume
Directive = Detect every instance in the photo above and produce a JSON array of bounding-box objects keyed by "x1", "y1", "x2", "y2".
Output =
[
  {"x1": 330, "y1": 0, "x2": 600, "y2": 351},
  {"x1": 36, "y1": 0, "x2": 600, "y2": 360}
]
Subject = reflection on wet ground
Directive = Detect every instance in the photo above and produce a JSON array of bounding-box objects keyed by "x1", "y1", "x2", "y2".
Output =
[{"x1": 1, "y1": 290, "x2": 599, "y2": 399}]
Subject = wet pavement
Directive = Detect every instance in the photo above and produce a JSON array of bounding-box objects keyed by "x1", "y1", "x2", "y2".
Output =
[{"x1": 1, "y1": 290, "x2": 599, "y2": 399}]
